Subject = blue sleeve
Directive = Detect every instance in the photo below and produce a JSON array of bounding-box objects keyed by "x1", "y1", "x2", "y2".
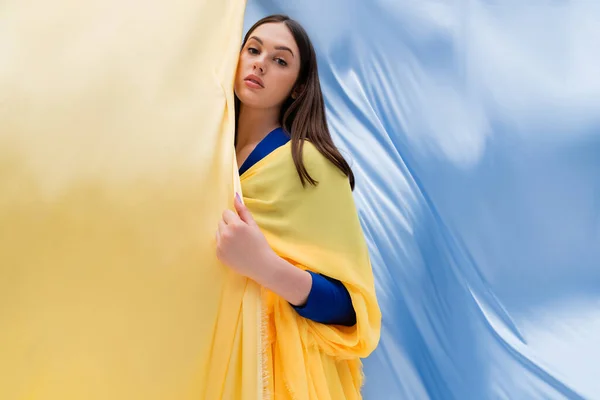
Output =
[{"x1": 292, "y1": 271, "x2": 357, "y2": 326}]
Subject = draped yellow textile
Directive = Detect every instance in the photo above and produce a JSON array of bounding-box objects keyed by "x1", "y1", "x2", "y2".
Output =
[
  {"x1": 0, "y1": 1, "x2": 260, "y2": 399},
  {"x1": 241, "y1": 142, "x2": 382, "y2": 400}
]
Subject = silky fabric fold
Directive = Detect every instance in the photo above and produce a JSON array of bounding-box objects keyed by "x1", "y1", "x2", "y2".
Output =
[
  {"x1": 0, "y1": 1, "x2": 260, "y2": 399},
  {"x1": 241, "y1": 141, "x2": 381, "y2": 399}
]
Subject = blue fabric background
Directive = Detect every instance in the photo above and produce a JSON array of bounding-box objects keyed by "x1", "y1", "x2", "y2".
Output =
[{"x1": 244, "y1": 2, "x2": 600, "y2": 399}]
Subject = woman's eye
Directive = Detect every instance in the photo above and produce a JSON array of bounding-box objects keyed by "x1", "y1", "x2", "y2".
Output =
[
  {"x1": 248, "y1": 47, "x2": 259, "y2": 55},
  {"x1": 275, "y1": 58, "x2": 287, "y2": 67}
]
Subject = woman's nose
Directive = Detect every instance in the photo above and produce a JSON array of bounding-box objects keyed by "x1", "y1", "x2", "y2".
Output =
[{"x1": 253, "y1": 61, "x2": 265, "y2": 74}]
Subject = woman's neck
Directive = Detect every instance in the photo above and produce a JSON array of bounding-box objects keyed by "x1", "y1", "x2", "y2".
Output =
[{"x1": 236, "y1": 104, "x2": 280, "y2": 148}]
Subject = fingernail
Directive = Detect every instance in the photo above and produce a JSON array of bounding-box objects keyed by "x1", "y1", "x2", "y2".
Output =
[{"x1": 235, "y1": 192, "x2": 242, "y2": 203}]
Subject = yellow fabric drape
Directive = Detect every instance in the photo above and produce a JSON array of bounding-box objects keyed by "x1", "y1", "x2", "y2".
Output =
[
  {"x1": 241, "y1": 142, "x2": 382, "y2": 400},
  {"x1": 0, "y1": 1, "x2": 260, "y2": 399}
]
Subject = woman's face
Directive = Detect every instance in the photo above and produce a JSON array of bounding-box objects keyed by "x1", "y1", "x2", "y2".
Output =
[{"x1": 235, "y1": 22, "x2": 301, "y2": 110}]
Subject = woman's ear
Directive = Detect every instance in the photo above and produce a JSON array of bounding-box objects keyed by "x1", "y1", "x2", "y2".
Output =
[{"x1": 291, "y1": 84, "x2": 305, "y2": 99}]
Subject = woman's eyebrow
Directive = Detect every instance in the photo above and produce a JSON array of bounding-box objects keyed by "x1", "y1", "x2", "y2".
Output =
[
  {"x1": 275, "y1": 46, "x2": 294, "y2": 57},
  {"x1": 248, "y1": 36, "x2": 294, "y2": 57}
]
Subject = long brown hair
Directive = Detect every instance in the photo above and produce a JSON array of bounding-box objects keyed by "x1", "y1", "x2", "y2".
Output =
[{"x1": 235, "y1": 14, "x2": 355, "y2": 190}]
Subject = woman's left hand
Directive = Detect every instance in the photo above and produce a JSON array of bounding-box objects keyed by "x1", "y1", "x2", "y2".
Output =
[{"x1": 216, "y1": 194, "x2": 276, "y2": 282}]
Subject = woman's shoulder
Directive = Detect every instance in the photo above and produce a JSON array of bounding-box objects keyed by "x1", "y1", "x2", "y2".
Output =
[
  {"x1": 301, "y1": 140, "x2": 329, "y2": 170},
  {"x1": 301, "y1": 140, "x2": 349, "y2": 184},
  {"x1": 300, "y1": 140, "x2": 323, "y2": 163}
]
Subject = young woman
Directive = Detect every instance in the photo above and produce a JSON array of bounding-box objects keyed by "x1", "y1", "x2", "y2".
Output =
[{"x1": 215, "y1": 14, "x2": 381, "y2": 399}]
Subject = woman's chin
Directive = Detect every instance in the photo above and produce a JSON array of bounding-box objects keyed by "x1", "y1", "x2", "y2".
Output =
[{"x1": 236, "y1": 90, "x2": 266, "y2": 108}]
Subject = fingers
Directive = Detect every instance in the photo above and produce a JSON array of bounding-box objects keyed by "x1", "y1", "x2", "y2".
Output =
[
  {"x1": 234, "y1": 193, "x2": 256, "y2": 226},
  {"x1": 222, "y1": 209, "x2": 239, "y2": 225},
  {"x1": 217, "y1": 193, "x2": 253, "y2": 249},
  {"x1": 216, "y1": 220, "x2": 226, "y2": 242}
]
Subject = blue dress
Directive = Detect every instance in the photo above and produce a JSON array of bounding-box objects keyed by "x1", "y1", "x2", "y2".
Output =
[{"x1": 239, "y1": 127, "x2": 356, "y2": 327}]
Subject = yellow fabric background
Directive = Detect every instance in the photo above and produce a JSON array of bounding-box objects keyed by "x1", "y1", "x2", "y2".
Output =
[{"x1": 0, "y1": 1, "x2": 258, "y2": 399}]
